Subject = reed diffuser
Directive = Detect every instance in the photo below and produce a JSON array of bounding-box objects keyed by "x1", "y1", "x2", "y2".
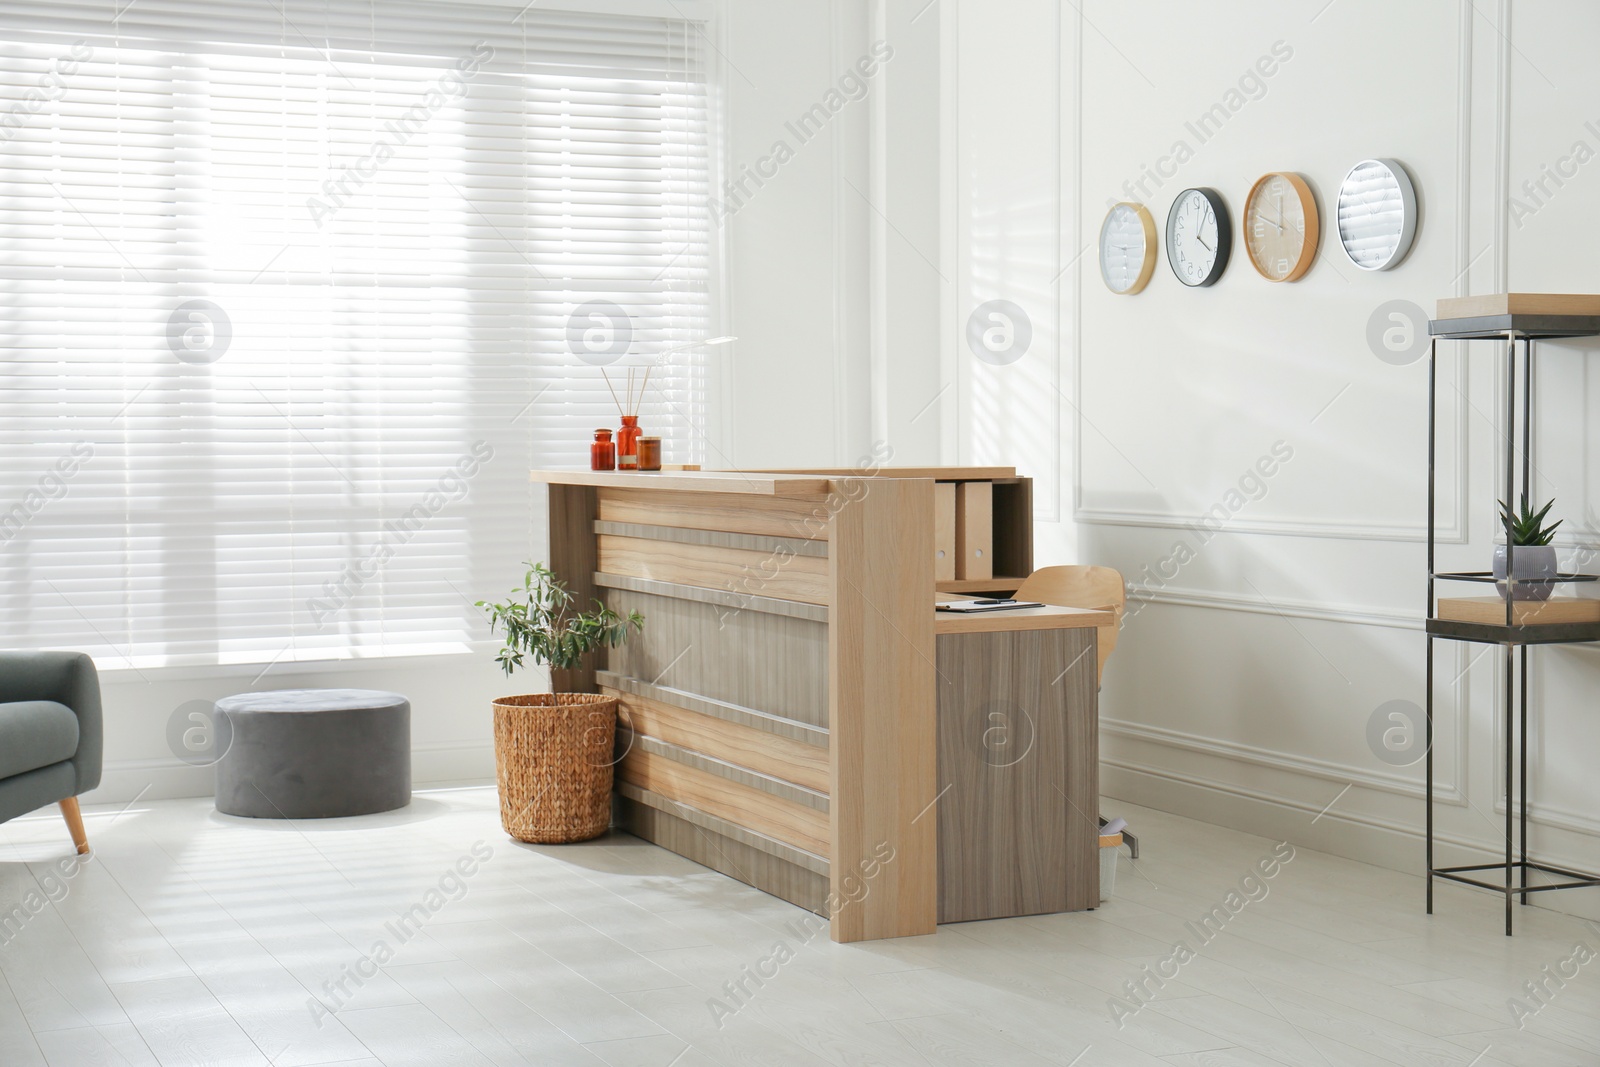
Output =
[
  {"x1": 602, "y1": 366, "x2": 652, "y2": 471},
  {"x1": 598, "y1": 337, "x2": 733, "y2": 471}
]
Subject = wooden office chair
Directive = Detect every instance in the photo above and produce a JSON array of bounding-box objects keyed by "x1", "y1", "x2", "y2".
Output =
[{"x1": 1013, "y1": 565, "x2": 1126, "y2": 687}]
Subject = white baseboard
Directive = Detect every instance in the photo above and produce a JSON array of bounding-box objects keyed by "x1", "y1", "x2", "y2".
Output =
[
  {"x1": 1102, "y1": 758, "x2": 1600, "y2": 926},
  {"x1": 1102, "y1": 716, "x2": 1466, "y2": 806}
]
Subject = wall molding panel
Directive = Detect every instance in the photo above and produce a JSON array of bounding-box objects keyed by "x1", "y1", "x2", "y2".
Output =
[
  {"x1": 1102, "y1": 716, "x2": 1465, "y2": 807},
  {"x1": 1127, "y1": 585, "x2": 1419, "y2": 631},
  {"x1": 950, "y1": 0, "x2": 1600, "y2": 920},
  {"x1": 1073, "y1": 504, "x2": 1469, "y2": 545},
  {"x1": 1069, "y1": 8, "x2": 1474, "y2": 546}
]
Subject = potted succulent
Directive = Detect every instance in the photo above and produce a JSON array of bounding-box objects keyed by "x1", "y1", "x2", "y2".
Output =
[
  {"x1": 1494, "y1": 496, "x2": 1562, "y2": 602},
  {"x1": 477, "y1": 562, "x2": 642, "y2": 843}
]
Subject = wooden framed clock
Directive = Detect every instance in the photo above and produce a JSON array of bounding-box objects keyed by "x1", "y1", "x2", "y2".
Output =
[
  {"x1": 1098, "y1": 202, "x2": 1157, "y2": 295},
  {"x1": 1242, "y1": 172, "x2": 1319, "y2": 282}
]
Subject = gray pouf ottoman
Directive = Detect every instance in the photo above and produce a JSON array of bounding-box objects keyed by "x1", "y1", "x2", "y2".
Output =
[{"x1": 214, "y1": 688, "x2": 410, "y2": 819}]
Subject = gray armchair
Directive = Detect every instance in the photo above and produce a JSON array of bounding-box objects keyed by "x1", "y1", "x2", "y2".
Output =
[{"x1": 0, "y1": 652, "x2": 102, "y2": 854}]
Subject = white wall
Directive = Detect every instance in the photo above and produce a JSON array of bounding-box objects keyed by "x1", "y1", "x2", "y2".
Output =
[
  {"x1": 947, "y1": 0, "x2": 1600, "y2": 921},
  {"x1": 714, "y1": 0, "x2": 944, "y2": 468}
]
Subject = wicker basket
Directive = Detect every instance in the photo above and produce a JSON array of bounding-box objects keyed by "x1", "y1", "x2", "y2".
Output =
[{"x1": 492, "y1": 693, "x2": 617, "y2": 844}]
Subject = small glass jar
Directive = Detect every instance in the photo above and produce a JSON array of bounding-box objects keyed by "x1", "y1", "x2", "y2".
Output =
[
  {"x1": 617, "y1": 415, "x2": 641, "y2": 470},
  {"x1": 637, "y1": 436, "x2": 662, "y2": 471},
  {"x1": 590, "y1": 428, "x2": 615, "y2": 471}
]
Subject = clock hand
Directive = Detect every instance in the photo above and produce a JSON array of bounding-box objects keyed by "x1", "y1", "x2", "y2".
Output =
[
  {"x1": 1197, "y1": 233, "x2": 1213, "y2": 252},
  {"x1": 1254, "y1": 213, "x2": 1283, "y2": 234}
]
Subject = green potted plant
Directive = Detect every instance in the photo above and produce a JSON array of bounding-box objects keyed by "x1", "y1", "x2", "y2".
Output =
[
  {"x1": 1494, "y1": 496, "x2": 1562, "y2": 602},
  {"x1": 478, "y1": 562, "x2": 642, "y2": 843}
]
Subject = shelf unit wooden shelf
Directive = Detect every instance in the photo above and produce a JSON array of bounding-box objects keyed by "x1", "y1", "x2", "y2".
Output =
[
  {"x1": 935, "y1": 576, "x2": 1027, "y2": 595},
  {"x1": 1423, "y1": 311, "x2": 1600, "y2": 935},
  {"x1": 753, "y1": 467, "x2": 1035, "y2": 594}
]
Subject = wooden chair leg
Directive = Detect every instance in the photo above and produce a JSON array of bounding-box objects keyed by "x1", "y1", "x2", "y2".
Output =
[{"x1": 58, "y1": 797, "x2": 89, "y2": 855}]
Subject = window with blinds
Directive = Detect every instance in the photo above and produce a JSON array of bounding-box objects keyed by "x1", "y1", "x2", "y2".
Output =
[{"x1": 0, "y1": 0, "x2": 711, "y2": 669}]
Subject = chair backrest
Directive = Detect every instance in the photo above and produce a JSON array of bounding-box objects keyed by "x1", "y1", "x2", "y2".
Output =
[{"x1": 1013, "y1": 565, "x2": 1126, "y2": 685}]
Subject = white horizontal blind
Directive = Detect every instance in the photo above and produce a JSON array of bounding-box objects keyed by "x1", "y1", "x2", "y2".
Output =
[{"x1": 0, "y1": 0, "x2": 710, "y2": 668}]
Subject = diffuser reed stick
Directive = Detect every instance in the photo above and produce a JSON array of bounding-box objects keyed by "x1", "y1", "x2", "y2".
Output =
[{"x1": 601, "y1": 369, "x2": 623, "y2": 417}]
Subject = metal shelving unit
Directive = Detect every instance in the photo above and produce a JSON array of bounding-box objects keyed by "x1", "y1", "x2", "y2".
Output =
[{"x1": 1426, "y1": 313, "x2": 1600, "y2": 935}]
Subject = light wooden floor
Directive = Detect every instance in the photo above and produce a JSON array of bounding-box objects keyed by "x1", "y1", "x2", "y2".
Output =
[{"x1": 0, "y1": 787, "x2": 1597, "y2": 1066}]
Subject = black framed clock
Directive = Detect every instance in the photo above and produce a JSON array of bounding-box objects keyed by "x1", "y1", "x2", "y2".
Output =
[{"x1": 1165, "y1": 187, "x2": 1231, "y2": 287}]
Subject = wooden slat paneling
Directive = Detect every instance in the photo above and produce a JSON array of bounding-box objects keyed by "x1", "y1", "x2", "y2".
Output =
[
  {"x1": 617, "y1": 792, "x2": 828, "y2": 913},
  {"x1": 594, "y1": 520, "x2": 827, "y2": 558},
  {"x1": 829, "y1": 478, "x2": 938, "y2": 942},
  {"x1": 619, "y1": 748, "x2": 830, "y2": 857},
  {"x1": 597, "y1": 487, "x2": 831, "y2": 540},
  {"x1": 603, "y1": 589, "x2": 829, "y2": 728},
  {"x1": 934, "y1": 627, "x2": 1098, "y2": 923},
  {"x1": 623, "y1": 734, "x2": 828, "y2": 811},
  {"x1": 595, "y1": 670, "x2": 828, "y2": 747},
  {"x1": 598, "y1": 534, "x2": 829, "y2": 605},
  {"x1": 595, "y1": 572, "x2": 829, "y2": 623},
  {"x1": 617, "y1": 782, "x2": 827, "y2": 874},
  {"x1": 605, "y1": 684, "x2": 829, "y2": 794}
]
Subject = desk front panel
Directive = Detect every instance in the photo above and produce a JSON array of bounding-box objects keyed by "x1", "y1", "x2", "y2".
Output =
[
  {"x1": 588, "y1": 486, "x2": 836, "y2": 914},
  {"x1": 935, "y1": 626, "x2": 1099, "y2": 923}
]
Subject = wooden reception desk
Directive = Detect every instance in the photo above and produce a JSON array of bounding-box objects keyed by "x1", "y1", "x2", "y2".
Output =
[{"x1": 532, "y1": 466, "x2": 1109, "y2": 942}]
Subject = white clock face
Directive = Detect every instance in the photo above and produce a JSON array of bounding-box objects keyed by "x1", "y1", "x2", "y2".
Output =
[
  {"x1": 1167, "y1": 189, "x2": 1222, "y2": 286},
  {"x1": 1099, "y1": 203, "x2": 1155, "y2": 295},
  {"x1": 1337, "y1": 158, "x2": 1416, "y2": 271}
]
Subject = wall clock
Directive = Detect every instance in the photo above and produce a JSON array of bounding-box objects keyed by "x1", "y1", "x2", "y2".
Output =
[
  {"x1": 1336, "y1": 158, "x2": 1417, "y2": 271},
  {"x1": 1242, "y1": 172, "x2": 1319, "y2": 282},
  {"x1": 1098, "y1": 202, "x2": 1157, "y2": 295},
  {"x1": 1165, "y1": 187, "x2": 1231, "y2": 287}
]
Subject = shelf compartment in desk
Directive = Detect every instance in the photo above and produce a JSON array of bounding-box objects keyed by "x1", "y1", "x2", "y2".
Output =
[{"x1": 937, "y1": 576, "x2": 1028, "y2": 595}]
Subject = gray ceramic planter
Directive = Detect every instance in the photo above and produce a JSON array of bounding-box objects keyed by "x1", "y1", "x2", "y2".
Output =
[{"x1": 1492, "y1": 544, "x2": 1558, "y2": 601}]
